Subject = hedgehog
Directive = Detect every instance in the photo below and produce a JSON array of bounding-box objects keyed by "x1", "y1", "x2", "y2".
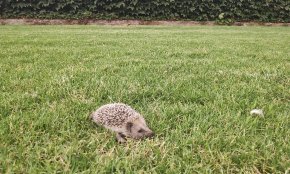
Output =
[{"x1": 90, "y1": 103, "x2": 154, "y2": 143}]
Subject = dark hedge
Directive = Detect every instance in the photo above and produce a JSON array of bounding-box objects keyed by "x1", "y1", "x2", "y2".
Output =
[{"x1": 0, "y1": 0, "x2": 289, "y2": 22}]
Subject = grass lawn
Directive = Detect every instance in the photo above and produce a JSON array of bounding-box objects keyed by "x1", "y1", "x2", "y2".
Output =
[{"x1": 0, "y1": 25, "x2": 289, "y2": 173}]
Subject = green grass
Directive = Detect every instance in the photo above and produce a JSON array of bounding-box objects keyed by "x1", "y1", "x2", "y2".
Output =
[{"x1": 0, "y1": 25, "x2": 289, "y2": 173}]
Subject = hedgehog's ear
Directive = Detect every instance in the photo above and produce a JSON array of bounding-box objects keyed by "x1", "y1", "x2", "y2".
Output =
[{"x1": 126, "y1": 122, "x2": 133, "y2": 132}]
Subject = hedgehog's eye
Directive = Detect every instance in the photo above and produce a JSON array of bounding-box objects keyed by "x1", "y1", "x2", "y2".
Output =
[{"x1": 138, "y1": 129, "x2": 144, "y2": 133}]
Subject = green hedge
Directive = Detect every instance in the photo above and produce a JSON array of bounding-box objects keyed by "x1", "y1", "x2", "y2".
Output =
[{"x1": 0, "y1": 0, "x2": 289, "y2": 22}]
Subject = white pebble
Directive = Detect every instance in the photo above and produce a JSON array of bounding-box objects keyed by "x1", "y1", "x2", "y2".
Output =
[{"x1": 250, "y1": 109, "x2": 264, "y2": 117}]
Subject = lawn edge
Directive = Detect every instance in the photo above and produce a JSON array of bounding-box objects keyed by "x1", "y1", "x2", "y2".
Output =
[{"x1": 0, "y1": 19, "x2": 289, "y2": 26}]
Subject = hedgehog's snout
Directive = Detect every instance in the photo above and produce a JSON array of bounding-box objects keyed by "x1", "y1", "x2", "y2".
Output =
[
  {"x1": 147, "y1": 131, "x2": 154, "y2": 138},
  {"x1": 141, "y1": 127, "x2": 154, "y2": 139},
  {"x1": 89, "y1": 112, "x2": 95, "y2": 120},
  {"x1": 143, "y1": 128, "x2": 154, "y2": 138}
]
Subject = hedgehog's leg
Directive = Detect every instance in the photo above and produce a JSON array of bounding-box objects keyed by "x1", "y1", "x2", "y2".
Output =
[{"x1": 116, "y1": 132, "x2": 126, "y2": 143}]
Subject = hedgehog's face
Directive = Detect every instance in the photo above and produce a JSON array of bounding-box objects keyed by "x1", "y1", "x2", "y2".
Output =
[{"x1": 124, "y1": 119, "x2": 154, "y2": 140}]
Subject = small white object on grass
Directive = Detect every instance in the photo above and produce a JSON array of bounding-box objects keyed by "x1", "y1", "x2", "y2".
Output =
[{"x1": 250, "y1": 109, "x2": 264, "y2": 117}]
